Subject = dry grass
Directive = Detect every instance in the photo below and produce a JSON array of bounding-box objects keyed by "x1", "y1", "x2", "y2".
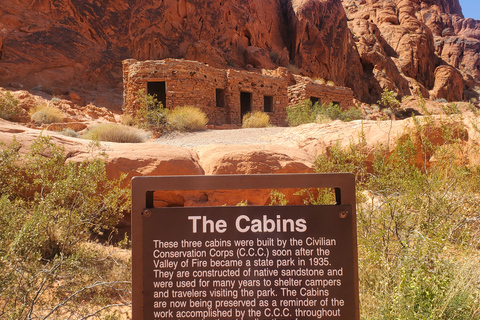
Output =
[
  {"x1": 242, "y1": 111, "x2": 271, "y2": 128},
  {"x1": 167, "y1": 106, "x2": 208, "y2": 131},
  {"x1": 121, "y1": 113, "x2": 135, "y2": 126},
  {"x1": 82, "y1": 123, "x2": 147, "y2": 143},
  {"x1": 30, "y1": 105, "x2": 64, "y2": 124}
]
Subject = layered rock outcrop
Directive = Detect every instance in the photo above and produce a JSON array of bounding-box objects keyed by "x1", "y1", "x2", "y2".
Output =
[{"x1": 0, "y1": 0, "x2": 478, "y2": 106}]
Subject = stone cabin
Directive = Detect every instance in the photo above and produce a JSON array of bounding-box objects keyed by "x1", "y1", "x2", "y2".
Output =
[{"x1": 122, "y1": 58, "x2": 354, "y2": 126}]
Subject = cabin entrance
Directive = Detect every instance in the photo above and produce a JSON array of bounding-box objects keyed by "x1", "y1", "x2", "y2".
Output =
[
  {"x1": 310, "y1": 96, "x2": 320, "y2": 106},
  {"x1": 147, "y1": 81, "x2": 166, "y2": 108},
  {"x1": 240, "y1": 92, "x2": 252, "y2": 121}
]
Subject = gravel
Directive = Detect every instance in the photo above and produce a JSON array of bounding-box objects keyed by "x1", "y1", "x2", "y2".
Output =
[{"x1": 153, "y1": 127, "x2": 288, "y2": 148}]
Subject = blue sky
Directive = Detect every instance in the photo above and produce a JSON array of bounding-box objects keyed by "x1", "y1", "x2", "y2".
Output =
[{"x1": 458, "y1": 0, "x2": 480, "y2": 20}]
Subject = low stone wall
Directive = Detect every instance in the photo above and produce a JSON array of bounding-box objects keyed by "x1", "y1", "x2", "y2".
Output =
[{"x1": 288, "y1": 82, "x2": 355, "y2": 109}]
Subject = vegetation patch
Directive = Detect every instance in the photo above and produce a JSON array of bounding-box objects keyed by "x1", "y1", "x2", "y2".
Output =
[
  {"x1": 167, "y1": 106, "x2": 208, "y2": 131},
  {"x1": 134, "y1": 89, "x2": 170, "y2": 133},
  {"x1": 82, "y1": 123, "x2": 147, "y2": 143},
  {"x1": 0, "y1": 90, "x2": 22, "y2": 121},
  {"x1": 61, "y1": 127, "x2": 79, "y2": 137},
  {"x1": 312, "y1": 114, "x2": 480, "y2": 319},
  {"x1": 0, "y1": 136, "x2": 131, "y2": 318},
  {"x1": 30, "y1": 105, "x2": 64, "y2": 124},
  {"x1": 286, "y1": 100, "x2": 363, "y2": 126},
  {"x1": 242, "y1": 111, "x2": 271, "y2": 128}
]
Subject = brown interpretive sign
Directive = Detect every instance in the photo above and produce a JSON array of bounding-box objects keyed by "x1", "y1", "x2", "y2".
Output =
[{"x1": 132, "y1": 174, "x2": 359, "y2": 320}]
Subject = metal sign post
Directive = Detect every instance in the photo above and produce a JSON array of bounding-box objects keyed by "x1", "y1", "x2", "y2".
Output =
[{"x1": 132, "y1": 173, "x2": 359, "y2": 320}]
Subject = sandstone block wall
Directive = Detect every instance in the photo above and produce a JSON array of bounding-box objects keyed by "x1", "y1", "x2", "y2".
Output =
[
  {"x1": 123, "y1": 59, "x2": 229, "y2": 124},
  {"x1": 123, "y1": 59, "x2": 288, "y2": 126},
  {"x1": 225, "y1": 69, "x2": 288, "y2": 125},
  {"x1": 287, "y1": 82, "x2": 355, "y2": 109},
  {"x1": 123, "y1": 58, "x2": 355, "y2": 126}
]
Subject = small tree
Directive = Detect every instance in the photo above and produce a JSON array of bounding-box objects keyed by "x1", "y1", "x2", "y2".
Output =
[
  {"x1": 378, "y1": 88, "x2": 400, "y2": 120},
  {"x1": 134, "y1": 89, "x2": 170, "y2": 133}
]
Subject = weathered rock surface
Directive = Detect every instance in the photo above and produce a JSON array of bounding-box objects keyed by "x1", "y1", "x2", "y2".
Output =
[
  {"x1": 1, "y1": 113, "x2": 478, "y2": 212},
  {"x1": 197, "y1": 145, "x2": 314, "y2": 175},
  {"x1": 0, "y1": 0, "x2": 478, "y2": 107},
  {"x1": 288, "y1": 0, "x2": 351, "y2": 86},
  {"x1": 100, "y1": 144, "x2": 205, "y2": 183},
  {"x1": 430, "y1": 65, "x2": 464, "y2": 101},
  {"x1": 343, "y1": 0, "x2": 480, "y2": 103}
]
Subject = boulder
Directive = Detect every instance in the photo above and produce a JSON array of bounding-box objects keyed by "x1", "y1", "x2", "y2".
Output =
[
  {"x1": 430, "y1": 65, "x2": 464, "y2": 101},
  {"x1": 245, "y1": 46, "x2": 276, "y2": 70},
  {"x1": 100, "y1": 143, "x2": 204, "y2": 184},
  {"x1": 196, "y1": 144, "x2": 314, "y2": 175}
]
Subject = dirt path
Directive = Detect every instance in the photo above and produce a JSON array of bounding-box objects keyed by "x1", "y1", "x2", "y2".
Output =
[{"x1": 153, "y1": 127, "x2": 288, "y2": 148}]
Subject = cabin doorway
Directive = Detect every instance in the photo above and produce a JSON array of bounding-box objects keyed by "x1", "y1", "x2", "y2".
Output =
[
  {"x1": 310, "y1": 96, "x2": 320, "y2": 106},
  {"x1": 147, "y1": 81, "x2": 167, "y2": 108},
  {"x1": 240, "y1": 92, "x2": 252, "y2": 121}
]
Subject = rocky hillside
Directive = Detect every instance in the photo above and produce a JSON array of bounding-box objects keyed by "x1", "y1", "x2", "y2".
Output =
[{"x1": 0, "y1": 0, "x2": 478, "y2": 108}]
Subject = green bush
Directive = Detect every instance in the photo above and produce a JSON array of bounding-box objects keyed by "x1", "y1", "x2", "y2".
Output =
[
  {"x1": 82, "y1": 123, "x2": 147, "y2": 143},
  {"x1": 167, "y1": 106, "x2": 208, "y2": 131},
  {"x1": 0, "y1": 90, "x2": 21, "y2": 120},
  {"x1": 134, "y1": 90, "x2": 170, "y2": 133},
  {"x1": 286, "y1": 100, "x2": 363, "y2": 126},
  {"x1": 0, "y1": 136, "x2": 131, "y2": 318},
  {"x1": 242, "y1": 111, "x2": 271, "y2": 128},
  {"x1": 378, "y1": 88, "x2": 400, "y2": 119},
  {"x1": 30, "y1": 105, "x2": 64, "y2": 124},
  {"x1": 314, "y1": 115, "x2": 480, "y2": 319}
]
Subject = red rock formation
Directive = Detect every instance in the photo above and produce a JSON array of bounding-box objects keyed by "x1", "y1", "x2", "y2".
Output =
[
  {"x1": 0, "y1": 0, "x2": 478, "y2": 106},
  {"x1": 287, "y1": 0, "x2": 351, "y2": 85},
  {"x1": 430, "y1": 65, "x2": 464, "y2": 101}
]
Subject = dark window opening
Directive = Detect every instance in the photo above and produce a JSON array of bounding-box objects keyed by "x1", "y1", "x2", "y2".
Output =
[
  {"x1": 147, "y1": 81, "x2": 166, "y2": 108},
  {"x1": 216, "y1": 89, "x2": 225, "y2": 108},
  {"x1": 240, "y1": 92, "x2": 252, "y2": 121},
  {"x1": 333, "y1": 101, "x2": 340, "y2": 106},
  {"x1": 310, "y1": 96, "x2": 320, "y2": 106},
  {"x1": 264, "y1": 95, "x2": 273, "y2": 112}
]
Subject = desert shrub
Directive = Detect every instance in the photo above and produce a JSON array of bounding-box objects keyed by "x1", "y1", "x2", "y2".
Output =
[
  {"x1": 378, "y1": 88, "x2": 400, "y2": 119},
  {"x1": 121, "y1": 113, "x2": 135, "y2": 126},
  {"x1": 313, "y1": 115, "x2": 480, "y2": 319},
  {"x1": 242, "y1": 111, "x2": 271, "y2": 128},
  {"x1": 0, "y1": 90, "x2": 21, "y2": 120},
  {"x1": 286, "y1": 100, "x2": 362, "y2": 126},
  {"x1": 61, "y1": 127, "x2": 79, "y2": 137},
  {"x1": 30, "y1": 105, "x2": 64, "y2": 124},
  {"x1": 0, "y1": 136, "x2": 131, "y2": 318},
  {"x1": 167, "y1": 106, "x2": 208, "y2": 131},
  {"x1": 82, "y1": 123, "x2": 146, "y2": 143},
  {"x1": 442, "y1": 102, "x2": 461, "y2": 115},
  {"x1": 134, "y1": 89, "x2": 170, "y2": 133}
]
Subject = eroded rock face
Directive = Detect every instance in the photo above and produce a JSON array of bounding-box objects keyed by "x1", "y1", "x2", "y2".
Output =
[
  {"x1": 0, "y1": 0, "x2": 478, "y2": 106},
  {"x1": 343, "y1": 0, "x2": 479, "y2": 103},
  {"x1": 0, "y1": 0, "x2": 288, "y2": 98},
  {"x1": 287, "y1": 0, "x2": 351, "y2": 86}
]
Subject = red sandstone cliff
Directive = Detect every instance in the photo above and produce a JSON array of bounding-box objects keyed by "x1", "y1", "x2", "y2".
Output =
[{"x1": 0, "y1": 0, "x2": 478, "y2": 107}]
